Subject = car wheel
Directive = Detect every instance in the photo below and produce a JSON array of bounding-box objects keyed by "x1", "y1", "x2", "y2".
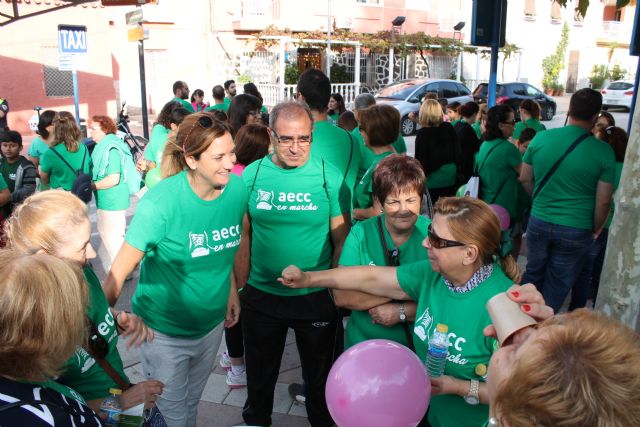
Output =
[
  {"x1": 542, "y1": 105, "x2": 555, "y2": 121},
  {"x1": 401, "y1": 115, "x2": 416, "y2": 136}
]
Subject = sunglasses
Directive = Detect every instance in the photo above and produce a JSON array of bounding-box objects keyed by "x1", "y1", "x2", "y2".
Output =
[
  {"x1": 183, "y1": 115, "x2": 215, "y2": 147},
  {"x1": 87, "y1": 321, "x2": 109, "y2": 359},
  {"x1": 427, "y1": 224, "x2": 466, "y2": 249}
]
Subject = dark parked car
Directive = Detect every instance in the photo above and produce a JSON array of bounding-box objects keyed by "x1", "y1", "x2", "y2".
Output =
[
  {"x1": 473, "y1": 83, "x2": 557, "y2": 121},
  {"x1": 375, "y1": 79, "x2": 473, "y2": 136}
]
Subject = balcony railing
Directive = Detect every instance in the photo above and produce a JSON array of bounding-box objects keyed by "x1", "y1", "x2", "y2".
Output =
[
  {"x1": 600, "y1": 21, "x2": 631, "y2": 41},
  {"x1": 257, "y1": 83, "x2": 360, "y2": 108}
]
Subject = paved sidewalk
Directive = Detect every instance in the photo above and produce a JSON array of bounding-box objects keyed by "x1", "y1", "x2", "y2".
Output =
[{"x1": 88, "y1": 197, "x2": 309, "y2": 427}]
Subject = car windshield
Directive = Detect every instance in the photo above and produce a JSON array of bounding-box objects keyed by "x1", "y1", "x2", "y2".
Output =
[
  {"x1": 607, "y1": 82, "x2": 634, "y2": 91},
  {"x1": 377, "y1": 81, "x2": 421, "y2": 100}
]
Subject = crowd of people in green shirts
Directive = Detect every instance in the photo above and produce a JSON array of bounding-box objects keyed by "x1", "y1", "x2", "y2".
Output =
[{"x1": 0, "y1": 71, "x2": 636, "y2": 427}]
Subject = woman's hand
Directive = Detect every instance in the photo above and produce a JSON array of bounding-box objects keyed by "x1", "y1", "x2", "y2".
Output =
[
  {"x1": 225, "y1": 290, "x2": 240, "y2": 328},
  {"x1": 278, "y1": 265, "x2": 310, "y2": 289},
  {"x1": 120, "y1": 380, "x2": 164, "y2": 410},
  {"x1": 369, "y1": 303, "x2": 401, "y2": 327},
  {"x1": 483, "y1": 283, "x2": 554, "y2": 343},
  {"x1": 116, "y1": 311, "x2": 154, "y2": 348},
  {"x1": 430, "y1": 375, "x2": 461, "y2": 396},
  {"x1": 136, "y1": 158, "x2": 148, "y2": 173}
]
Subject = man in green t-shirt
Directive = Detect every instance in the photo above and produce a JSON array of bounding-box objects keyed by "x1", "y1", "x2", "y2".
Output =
[
  {"x1": 296, "y1": 68, "x2": 361, "y2": 200},
  {"x1": 237, "y1": 102, "x2": 351, "y2": 427},
  {"x1": 0, "y1": 130, "x2": 37, "y2": 217},
  {"x1": 223, "y1": 79, "x2": 236, "y2": 108},
  {"x1": 171, "y1": 80, "x2": 195, "y2": 113},
  {"x1": 205, "y1": 84, "x2": 229, "y2": 113},
  {"x1": 520, "y1": 88, "x2": 615, "y2": 312}
]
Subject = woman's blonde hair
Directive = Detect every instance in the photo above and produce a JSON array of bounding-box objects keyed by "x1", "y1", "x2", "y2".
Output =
[
  {"x1": 418, "y1": 99, "x2": 444, "y2": 128},
  {"x1": 52, "y1": 111, "x2": 83, "y2": 152},
  {"x1": 161, "y1": 112, "x2": 233, "y2": 178},
  {"x1": 4, "y1": 191, "x2": 88, "y2": 255},
  {"x1": 0, "y1": 251, "x2": 87, "y2": 380},
  {"x1": 494, "y1": 309, "x2": 640, "y2": 427},
  {"x1": 433, "y1": 197, "x2": 520, "y2": 282}
]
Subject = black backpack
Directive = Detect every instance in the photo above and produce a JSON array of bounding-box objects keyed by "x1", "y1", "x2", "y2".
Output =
[{"x1": 51, "y1": 147, "x2": 93, "y2": 203}]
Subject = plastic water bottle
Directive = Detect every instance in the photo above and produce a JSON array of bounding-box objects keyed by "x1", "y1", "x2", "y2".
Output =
[
  {"x1": 426, "y1": 323, "x2": 450, "y2": 378},
  {"x1": 99, "y1": 388, "x2": 122, "y2": 427}
]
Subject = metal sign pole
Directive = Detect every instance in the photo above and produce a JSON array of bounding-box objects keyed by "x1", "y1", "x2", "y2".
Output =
[
  {"x1": 72, "y1": 69, "x2": 80, "y2": 125},
  {"x1": 138, "y1": 36, "x2": 149, "y2": 140}
]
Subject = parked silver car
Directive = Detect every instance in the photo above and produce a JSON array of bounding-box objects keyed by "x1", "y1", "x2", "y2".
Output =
[{"x1": 374, "y1": 78, "x2": 473, "y2": 136}]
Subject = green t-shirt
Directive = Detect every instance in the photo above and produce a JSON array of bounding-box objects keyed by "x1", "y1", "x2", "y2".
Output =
[
  {"x1": 0, "y1": 159, "x2": 19, "y2": 193},
  {"x1": 243, "y1": 154, "x2": 351, "y2": 296},
  {"x1": 28, "y1": 135, "x2": 49, "y2": 159},
  {"x1": 353, "y1": 151, "x2": 393, "y2": 210},
  {"x1": 513, "y1": 118, "x2": 546, "y2": 141},
  {"x1": 450, "y1": 119, "x2": 462, "y2": 128},
  {"x1": 126, "y1": 171, "x2": 247, "y2": 337},
  {"x1": 144, "y1": 124, "x2": 170, "y2": 165},
  {"x1": 224, "y1": 97, "x2": 232, "y2": 108},
  {"x1": 523, "y1": 125, "x2": 616, "y2": 229},
  {"x1": 311, "y1": 120, "x2": 361, "y2": 197},
  {"x1": 172, "y1": 97, "x2": 195, "y2": 113},
  {"x1": 514, "y1": 151, "x2": 531, "y2": 223},
  {"x1": 427, "y1": 163, "x2": 457, "y2": 189},
  {"x1": 40, "y1": 143, "x2": 92, "y2": 191},
  {"x1": 606, "y1": 161, "x2": 624, "y2": 229},
  {"x1": 397, "y1": 261, "x2": 511, "y2": 427},
  {"x1": 340, "y1": 215, "x2": 430, "y2": 348},
  {"x1": 328, "y1": 112, "x2": 339, "y2": 125},
  {"x1": 0, "y1": 174, "x2": 7, "y2": 190},
  {"x1": 471, "y1": 121, "x2": 482, "y2": 140},
  {"x1": 392, "y1": 134, "x2": 407, "y2": 154},
  {"x1": 476, "y1": 139, "x2": 521, "y2": 218},
  {"x1": 205, "y1": 103, "x2": 229, "y2": 113},
  {"x1": 59, "y1": 267, "x2": 128, "y2": 401},
  {"x1": 351, "y1": 127, "x2": 406, "y2": 184},
  {"x1": 91, "y1": 137, "x2": 131, "y2": 211}
]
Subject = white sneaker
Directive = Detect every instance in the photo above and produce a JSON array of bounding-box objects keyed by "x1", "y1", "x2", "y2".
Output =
[
  {"x1": 219, "y1": 351, "x2": 232, "y2": 369},
  {"x1": 226, "y1": 368, "x2": 247, "y2": 389}
]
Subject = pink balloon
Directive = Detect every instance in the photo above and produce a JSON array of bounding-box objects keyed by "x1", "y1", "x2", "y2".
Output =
[
  {"x1": 490, "y1": 204, "x2": 511, "y2": 230},
  {"x1": 326, "y1": 339, "x2": 430, "y2": 427}
]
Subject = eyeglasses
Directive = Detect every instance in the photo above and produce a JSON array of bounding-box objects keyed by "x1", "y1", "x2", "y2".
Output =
[
  {"x1": 87, "y1": 321, "x2": 109, "y2": 359},
  {"x1": 249, "y1": 110, "x2": 262, "y2": 117},
  {"x1": 271, "y1": 130, "x2": 312, "y2": 147},
  {"x1": 387, "y1": 248, "x2": 400, "y2": 266},
  {"x1": 427, "y1": 224, "x2": 466, "y2": 249},
  {"x1": 501, "y1": 119, "x2": 516, "y2": 125},
  {"x1": 183, "y1": 115, "x2": 215, "y2": 147}
]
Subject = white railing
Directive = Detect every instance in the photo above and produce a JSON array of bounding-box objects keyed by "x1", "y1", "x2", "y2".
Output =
[{"x1": 257, "y1": 83, "x2": 360, "y2": 107}]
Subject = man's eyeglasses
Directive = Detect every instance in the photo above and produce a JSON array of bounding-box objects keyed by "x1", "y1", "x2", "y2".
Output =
[
  {"x1": 87, "y1": 321, "x2": 109, "y2": 359},
  {"x1": 427, "y1": 224, "x2": 466, "y2": 249},
  {"x1": 271, "y1": 130, "x2": 312, "y2": 147}
]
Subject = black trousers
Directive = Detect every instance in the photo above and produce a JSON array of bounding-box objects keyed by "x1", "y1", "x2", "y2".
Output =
[
  {"x1": 241, "y1": 284, "x2": 340, "y2": 427},
  {"x1": 224, "y1": 316, "x2": 244, "y2": 358}
]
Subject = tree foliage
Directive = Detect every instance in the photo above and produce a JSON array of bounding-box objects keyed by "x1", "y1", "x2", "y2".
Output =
[{"x1": 541, "y1": 22, "x2": 569, "y2": 90}]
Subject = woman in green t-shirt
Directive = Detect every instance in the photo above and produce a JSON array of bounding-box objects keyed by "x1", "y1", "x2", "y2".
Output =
[
  {"x1": 4, "y1": 190, "x2": 162, "y2": 414},
  {"x1": 89, "y1": 115, "x2": 132, "y2": 269},
  {"x1": 280, "y1": 197, "x2": 522, "y2": 427},
  {"x1": 353, "y1": 104, "x2": 399, "y2": 221},
  {"x1": 327, "y1": 93, "x2": 346, "y2": 125},
  {"x1": 513, "y1": 99, "x2": 546, "y2": 142},
  {"x1": 28, "y1": 109, "x2": 56, "y2": 169},
  {"x1": 336, "y1": 155, "x2": 428, "y2": 349},
  {"x1": 103, "y1": 113, "x2": 245, "y2": 424},
  {"x1": 138, "y1": 101, "x2": 190, "y2": 173},
  {"x1": 476, "y1": 105, "x2": 521, "y2": 220},
  {"x1": 39, "y1": 111, "x2": 92, "y2": 191}
]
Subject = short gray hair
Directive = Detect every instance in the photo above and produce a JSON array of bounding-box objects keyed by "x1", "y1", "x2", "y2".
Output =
[
  {"x1": 353, "y1": 93, "x2": 376, "y2": 111},
  {"x1": 269, "y1": 101, "x2": 314, "y2": 131}
]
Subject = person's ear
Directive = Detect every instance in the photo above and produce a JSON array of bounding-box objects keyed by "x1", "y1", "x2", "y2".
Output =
[
  {"x1": 462, "y1": 244, "x2": 479, "y2": 266},
  {"x1": 185, "y1": 155, "x2": 197, "y2": 170}
]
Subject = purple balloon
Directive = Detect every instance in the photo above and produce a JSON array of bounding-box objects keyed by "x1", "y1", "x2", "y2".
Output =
[
  {"x1": 326, "y1": 339, "x2": 430, "y2": 427},
  {"x1": 490, "y1": 204, "x2": 511, "y2": 230}
]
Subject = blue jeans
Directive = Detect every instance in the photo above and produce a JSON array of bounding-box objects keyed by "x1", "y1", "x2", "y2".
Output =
[
  {"x1": 522, "y1": 216, "x2": 593, "y2": 313},
  {"x1": 569, "y1": 230, "x2": 608, "y2": 310}
]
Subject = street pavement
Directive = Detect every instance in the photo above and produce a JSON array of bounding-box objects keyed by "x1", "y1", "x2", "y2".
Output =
[{"x1": 23, "y1": 93, "x2": 632, "y2": 427}]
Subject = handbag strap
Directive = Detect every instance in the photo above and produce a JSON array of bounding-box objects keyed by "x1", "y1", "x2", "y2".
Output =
[
  {"x1": 532, "y1": 132, "x2": 591, "y2": 200},
  {"x1": 375, "y1": 216, "x2": 415, "y2": 352},
  {"x1": 83, "y1": 320, "x2": 131, "y2": 391},
  {"x1": 474, "y1": 140, "x2": 504, "y2": 175},
  {"x1": 50, "y1": 146, "x2": 85, "y2": 176}
]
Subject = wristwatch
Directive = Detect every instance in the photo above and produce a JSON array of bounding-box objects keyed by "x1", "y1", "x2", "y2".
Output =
[
  {"x1": 464, "y1": 379, "x2": 480, "y2": 405},
  {"x1": 398, "y1": 303, "x2": 406, "y2": 322}
]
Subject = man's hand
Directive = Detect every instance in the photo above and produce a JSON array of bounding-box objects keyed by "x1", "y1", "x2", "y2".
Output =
[
  {"x1": 121, "y1": 380, "x2": 164, "y2": 410},
  {"x1": 225, "y1": 291, "x2": 240, "y2": 328},
  {"x1": 116, "y1": 311, "x2": 154, "y2": 348},
  {"x1": 369, "y1": 303, "x2": 402, "y2": 327}
]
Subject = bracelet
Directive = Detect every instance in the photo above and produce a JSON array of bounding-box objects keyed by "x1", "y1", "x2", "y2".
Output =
[{"x1": 114, "y1": 310, "x2": 130, "y2": 333}]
